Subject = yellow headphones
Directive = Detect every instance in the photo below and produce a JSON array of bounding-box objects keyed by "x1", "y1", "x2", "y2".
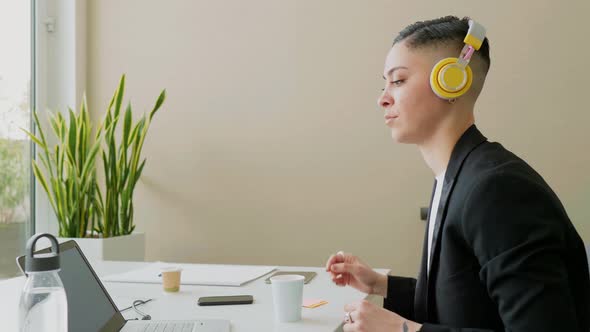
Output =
[{"x1": 430, "y1": 20, "x2": 486, "y2": 100}]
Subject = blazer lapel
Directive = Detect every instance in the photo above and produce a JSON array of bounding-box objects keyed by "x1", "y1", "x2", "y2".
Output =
[
  {"x1": 414, "y1": 180, "x2": 437, "y2": 322},
  {"x1": 423, "y1": 125, "x2": 488, "y2": 319}
]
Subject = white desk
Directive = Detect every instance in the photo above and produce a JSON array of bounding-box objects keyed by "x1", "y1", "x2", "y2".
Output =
[{"x1": 0, "y1": 260, "x2": 388, "y2": 332}]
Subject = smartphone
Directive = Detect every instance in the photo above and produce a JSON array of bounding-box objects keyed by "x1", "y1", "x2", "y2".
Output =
[{"x1": 197, "y1": 295, "x2": 254, "y2": 306}]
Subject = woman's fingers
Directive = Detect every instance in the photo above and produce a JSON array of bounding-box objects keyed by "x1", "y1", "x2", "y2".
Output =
[
  {"x1": 330, "y1": 262, "x2": 358, "y2": 275},
  {"x1": 327, "y1": 251, "x2": 362, "y2": 288},
  {"x1": 332, "y1": 274, "x2": 347, "y2": 286},
  {"x1": 342, "y1": 322, "x2": 358, "y2": 332},
  {"x1": 326, "y1": 251, "x2": 345, "y2": 269},
  {"x1": 325, "y1": 254, "x2": 335, "y2": 272},
  {"x1": 342, "y1": 303, "x2": 359, "y2": 331},
  {"x1": 344, "y1": 302, "x2": 359, "y2": 313}
]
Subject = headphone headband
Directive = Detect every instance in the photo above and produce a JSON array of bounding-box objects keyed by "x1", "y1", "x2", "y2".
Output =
[
  {"x1": 457, "y1": 20, "x2": 487, "y2": 69},
  {"x1": 464, "y1": 20, "x2": 486, "y2": 51}
]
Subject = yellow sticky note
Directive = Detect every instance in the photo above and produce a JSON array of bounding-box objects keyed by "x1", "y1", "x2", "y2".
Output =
[{"x1": 302, "y1": 299, "x2": 328, "y2": 308}]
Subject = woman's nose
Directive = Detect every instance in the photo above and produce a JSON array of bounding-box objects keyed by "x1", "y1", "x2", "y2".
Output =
[{"x1": 378, "y1": 90, "x2": 393, "y2": 109}]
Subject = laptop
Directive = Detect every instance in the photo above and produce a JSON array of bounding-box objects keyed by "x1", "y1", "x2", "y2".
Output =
[{"x1": 16, "y1": 240, "x2": 230, "y2": 332}]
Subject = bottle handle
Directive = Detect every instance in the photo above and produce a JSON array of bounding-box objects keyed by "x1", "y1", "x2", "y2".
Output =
[{"x1": 26, "y1": 233, "x2": 60, "y2": 258}]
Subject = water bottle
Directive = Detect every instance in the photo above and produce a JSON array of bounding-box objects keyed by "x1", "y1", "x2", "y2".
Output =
[{"x1": 18, "y1": 233, "x2": 68, "y2": 332}]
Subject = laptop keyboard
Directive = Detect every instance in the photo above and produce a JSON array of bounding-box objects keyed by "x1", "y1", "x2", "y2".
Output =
[{"x1": 138, "y1": 322, "x2": 195, "y2": 332}]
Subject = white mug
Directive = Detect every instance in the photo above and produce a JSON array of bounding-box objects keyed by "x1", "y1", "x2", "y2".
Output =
[{"x1": 270, "y1": 274, "x2": 305, "y2": 322}]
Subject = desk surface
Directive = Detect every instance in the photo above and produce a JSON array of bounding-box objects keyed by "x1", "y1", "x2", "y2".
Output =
[{"x1": 0, "y1": 260, "x2": 388, "y2": 332}]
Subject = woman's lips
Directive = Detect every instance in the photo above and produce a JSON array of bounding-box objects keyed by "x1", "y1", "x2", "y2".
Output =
[{"x1": 384, "y1": 114, "x2": 398, "y2": 124}]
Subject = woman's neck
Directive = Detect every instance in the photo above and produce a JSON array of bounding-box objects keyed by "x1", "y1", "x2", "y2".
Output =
[{"x1": 418, "y1": 117, "x2": 474, "y2": 176}]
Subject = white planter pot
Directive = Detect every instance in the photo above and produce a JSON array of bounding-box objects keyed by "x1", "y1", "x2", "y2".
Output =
[{"x1": 58, "y1": 232, "x2": 145, "y2": 261}]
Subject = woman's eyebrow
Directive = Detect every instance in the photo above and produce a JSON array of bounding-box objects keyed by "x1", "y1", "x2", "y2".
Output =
[{"x1": 383, "y1": 66, "x2": 409, "y2": 79}]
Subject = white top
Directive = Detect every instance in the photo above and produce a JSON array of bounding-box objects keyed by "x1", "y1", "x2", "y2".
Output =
[{"x1": 427, "y1": 171, "x2": 446, "y2": 274}]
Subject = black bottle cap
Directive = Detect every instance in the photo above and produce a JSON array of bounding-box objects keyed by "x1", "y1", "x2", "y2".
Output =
[{"x1": 25, "y1": 233, "x2": 60, "y2": 272}]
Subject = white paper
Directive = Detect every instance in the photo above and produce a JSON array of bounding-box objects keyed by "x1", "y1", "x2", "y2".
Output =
[{"x1": 102, "y1": 262, "x2": 277, "y2": 287}]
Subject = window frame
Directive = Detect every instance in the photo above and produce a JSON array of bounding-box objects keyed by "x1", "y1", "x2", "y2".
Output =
[{"x1": 33, "y1": 0, "x2": 87, "y2": 236}]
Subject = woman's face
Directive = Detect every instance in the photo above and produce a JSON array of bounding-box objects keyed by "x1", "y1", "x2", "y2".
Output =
[{"x1": 378, "y1": 41, "x2": 449, "y2": 145}]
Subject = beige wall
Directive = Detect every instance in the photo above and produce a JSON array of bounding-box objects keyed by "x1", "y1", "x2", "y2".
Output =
[{"x1": 87, "y1": 0, "x2": 590, "y2": 276}]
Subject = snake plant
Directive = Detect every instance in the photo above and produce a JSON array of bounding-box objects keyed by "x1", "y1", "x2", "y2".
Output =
[
  {"x1": 98, "y1": 75, "x2": 166, "y2": 237},
  {"x1": 24, "y1": 75, "x2": 166, "y2": 238},
  {"x1": 23, "y1": 97, "x2": 102, "y2": 237}
]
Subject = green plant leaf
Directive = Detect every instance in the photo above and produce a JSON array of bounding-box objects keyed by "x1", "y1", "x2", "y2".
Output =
[
  {"x1": 55, "y1": 145, "x2": 63, "y2": 178},
  {"x1": 78, "y1": 120, "x2": 86, "y2": 161},
  {"x1": 149, "y1": 89, "x2": 166, "y2": 121},
  {"x1": 108, "y1": 134, "x2": 117, "y2": 184},
  {"x1": 120, "y1": 167, "x2": 129, "y2": 191},
  {"x1": 127, "y1": 123, "x2": 140, "y2": 147},
  {"x1": 122, "y1": 103, "x2": 132, "y2": 149},
  {"x1": 32, "y1": 162, "x2": 56, "y2": 212},
  {"x1": 51, "y1": 178, "x2": 65, "y2": 232},
  {"x1": 21, "y1": 128, "x2": 46, "y2": 150},
  {"x1": 49, "y1": 113, "x2": 61, "y2": 140},
  {"x1": 32, "y1": 111, "x2": 49, "y2": 148},
  {"x1": 67, "y1": 108, "x2": 78, "y2": 162},
  {"x1": 102, "y1": 150, "x2": 110, "y2": 183},
  {"x1": 65, "y1": 145, "x2": 76, "y2": 174},
  {"x1": 57, "y1": 112, "x2": 67, "y2": 141},
  {"x1": 133, "y1": 159, "x2": 146, "y2": 187},
  {"x1": 81, "y1": 141, "x2": 101, "y2": 187},
  {"x1": 94, "y1": 183, "x2": 104, "y2": 213},
  {"x1": 31, "y1": 111, "x2": 55, "y2": 176},
  {"x1": 114, "y1": 75, "x2": 126, "y2": 119},
  {"x1": 37, "y1": 153, "x2": 51, "y2": 175}
]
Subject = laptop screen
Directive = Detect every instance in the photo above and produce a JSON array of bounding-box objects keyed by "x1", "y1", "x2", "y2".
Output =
[{"x1": 17, "y1": 241, "x2": 126, "y2": 332}]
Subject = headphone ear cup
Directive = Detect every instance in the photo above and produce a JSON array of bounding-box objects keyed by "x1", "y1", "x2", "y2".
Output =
[{"x1": 430, "y1": 57, "x2": 473, "y2": 100}]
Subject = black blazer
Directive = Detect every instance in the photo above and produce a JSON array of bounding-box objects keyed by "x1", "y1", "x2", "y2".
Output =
[{"x1": 384, "y1": 125, "x2": 590, "y2": 331}]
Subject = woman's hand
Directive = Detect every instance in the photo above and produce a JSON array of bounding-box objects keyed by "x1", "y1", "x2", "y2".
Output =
[
  {"x1": 325, "y1": 251, "x2": 388, "y2": 296},
  {"x1": 342, "y1": 300, "x2": 422, "y2": 332}
]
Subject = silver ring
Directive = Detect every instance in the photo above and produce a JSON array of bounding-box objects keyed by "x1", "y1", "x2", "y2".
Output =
[{"x1": 344, "y1": 311, "x2": 353, "y2": 324}]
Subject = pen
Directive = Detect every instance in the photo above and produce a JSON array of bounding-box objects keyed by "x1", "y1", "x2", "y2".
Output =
[{"x1": 120, "y1": 298, "x2": 153, "y2": 312}]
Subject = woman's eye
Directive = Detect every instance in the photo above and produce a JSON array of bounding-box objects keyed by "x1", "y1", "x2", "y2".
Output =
[{"x1": 382, "y1": 79, "x2": 405, "y2": 91}]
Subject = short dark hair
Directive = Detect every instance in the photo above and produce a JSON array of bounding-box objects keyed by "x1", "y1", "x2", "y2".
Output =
[{"x1": 393, "y1": 16, "x2": 490, "y2": 73}]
